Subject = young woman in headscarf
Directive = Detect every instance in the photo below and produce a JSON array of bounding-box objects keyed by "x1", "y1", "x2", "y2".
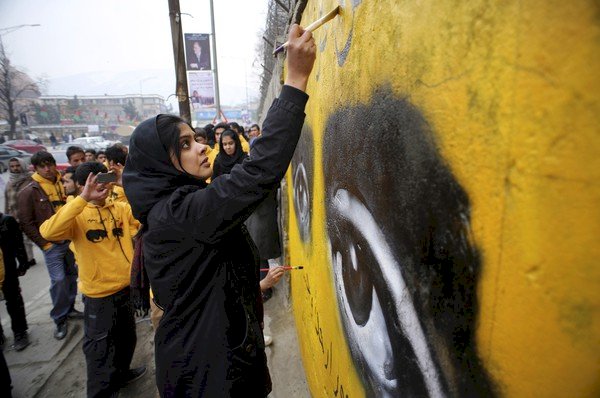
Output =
[
  {"x1": 122, "y1": 25, "x2": 315, "y2": 397},
  {"x1": 211, "y1": 129, "x2": 247, "y2": 179}
]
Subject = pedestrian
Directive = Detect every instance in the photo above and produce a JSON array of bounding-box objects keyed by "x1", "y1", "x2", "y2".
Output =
[
  {"x1": 96, "y1": 150, "x2": 107, "y2": 164},
  {"x1": 211, "y1": 129, "x2": 247, "y2": 179},
  {"x1": 40, "y1": 161, "x2": 146, "y2": 397},
  {"x1": 84, "y1": 149, "x2": 97, "y2": 162},
  {"x1": 49, "y1": 133, "x2": 58, "y2": 148},
  {"x1": 122, "y1": 24, "x2": 315, "y2": 397},
  {"x1": 4, "y1": 158, "x2": 36, "y2": 265},
  {"x1": 104, "y1": 144, "x2": 128, "y2": 204},
  {"x1": 17, "y1": 151, "x2": 82, "y2": 340},
  {"x1": 0, "y1": 212, "x2": 30, "y2": 351},
  {"x1": 0, "y1": 249, "x2": 15, "y2": 398},
  {"x1": 66, "y1": 146, "x2": 85, "y2": 167},
  {"x1": 228, "y1": 121, "x2": 250, "y2": 152},
  {"x1": 248, "y1": 123, "x2": 261, "y2": 148}
]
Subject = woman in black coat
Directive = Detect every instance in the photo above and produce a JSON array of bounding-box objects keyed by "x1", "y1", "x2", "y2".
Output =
[
  {"x1": 123, "y1": 25, "x2": 315, "y2": 397},
  {"x1": 212, "y1": 129, "x2": 247, "y2": 179}
]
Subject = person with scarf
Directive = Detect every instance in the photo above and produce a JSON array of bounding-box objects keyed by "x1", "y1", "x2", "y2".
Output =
[
  {"x1": 4, "y1": 158, "x2": 36, "y2": 265},
  {"x1": 211, "y1": 129, "x2": 247, "y2": 179},
  {"x1": 122, "y1": 24, "x2": 315, "y2": 397},
  {"x1": 17, "y1": 151, "x2": 82, "y2": 341}
]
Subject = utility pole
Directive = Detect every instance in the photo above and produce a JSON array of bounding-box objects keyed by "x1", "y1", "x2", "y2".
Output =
[
  {"x1": 209, "y1": 0, "x2": 222, "y2": 121},
  {"x1": 167, "y1": 0, "x2": 191, "y2": 122}
]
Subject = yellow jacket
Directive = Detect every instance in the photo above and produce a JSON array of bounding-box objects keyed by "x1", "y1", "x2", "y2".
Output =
[
  {"x1": 32, "y1": 171, "x2": 66, "y2": 211},
  {"x1": 108, "y1": 185, "x2": 128, "y2": 204},
  {"x1": 239, "y1": 135, "x2": 250, "y2": 153},
  {"x1": 40, "y1": 196, "x2": 140, "y2": 298}
]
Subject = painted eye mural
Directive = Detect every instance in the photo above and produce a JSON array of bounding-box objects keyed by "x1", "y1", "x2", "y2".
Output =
[
  {"x1": 322, "y1": 86, "x2": 496, "y2": 397},
  {"x1": 291, "y1": 124, "x2": 314, "y2": 245}
]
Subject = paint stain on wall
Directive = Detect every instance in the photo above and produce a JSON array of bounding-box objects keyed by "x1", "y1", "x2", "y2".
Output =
[{"x1": 321, "y1": 85, "x2": 496, "y2": 397}]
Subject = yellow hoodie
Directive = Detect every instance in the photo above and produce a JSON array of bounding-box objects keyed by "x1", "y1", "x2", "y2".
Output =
[
  {"x1": 40, "y1": 196, "x2": 140, "y2": 298},
  {"x1": 32, "y1": 171, "x2": 66, "y2": 211},
  {"x1": 108, "y1": 185, "x2": 128, "y2": 204}
]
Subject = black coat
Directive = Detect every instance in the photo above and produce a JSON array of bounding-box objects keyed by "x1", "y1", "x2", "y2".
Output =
[
  {"x1": 123, "y1": 85, "x2": 308, "y2": 397},
  {"x1": 245, "y1": 189, "x2": 281, "y2": 260},
  {"x1": 0, "y1": 213, "x2": 29, "y2": 277}
]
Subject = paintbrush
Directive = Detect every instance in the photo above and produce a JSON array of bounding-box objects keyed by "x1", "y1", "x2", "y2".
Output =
[
  {"x1": 260, "y1": 266, "x2": 304, "y2": 271},
  {"x1": 272, "y1": 6, "x2": 341, "y2": 56}
]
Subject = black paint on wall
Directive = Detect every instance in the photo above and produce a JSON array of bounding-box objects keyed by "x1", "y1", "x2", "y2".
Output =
[
  {"x1": 321, "y1": 85, "x2": 496, "y2": 397},
  {"x1": 291, "y1": 124, "x2": 314, "y2": 245}
]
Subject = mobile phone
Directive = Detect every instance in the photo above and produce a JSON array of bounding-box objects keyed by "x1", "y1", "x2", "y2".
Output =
[{"x1": 96, "y1": 172, "x2": 117, "y2": 184}]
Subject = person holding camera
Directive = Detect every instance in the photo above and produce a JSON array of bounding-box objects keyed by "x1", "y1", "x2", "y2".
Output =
[{"x1": 39, "y1": 162, "x2": 146, "y2": 397}]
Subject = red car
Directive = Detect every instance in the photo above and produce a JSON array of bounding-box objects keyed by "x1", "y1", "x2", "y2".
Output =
[{"x1": 4, "y1": 139, "x2": 47, "y2": 154}]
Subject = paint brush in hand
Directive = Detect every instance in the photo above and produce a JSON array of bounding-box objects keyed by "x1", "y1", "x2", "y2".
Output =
[
  {"x1": 273, "y1": 6, "x2": 341, "y2": 56},
  {"x1": 260, "y1": 266, "x2": 304, "y2": 271}
]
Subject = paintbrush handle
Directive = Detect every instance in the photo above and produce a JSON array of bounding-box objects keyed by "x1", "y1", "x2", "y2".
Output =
[{"x1": 273, "y1": 6, "x2": 340, "y2": 55}]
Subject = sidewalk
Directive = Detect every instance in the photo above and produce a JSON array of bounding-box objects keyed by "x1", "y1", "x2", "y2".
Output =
[{"x1": 3, "y1": 272, "x2": 309, "y2": 397}]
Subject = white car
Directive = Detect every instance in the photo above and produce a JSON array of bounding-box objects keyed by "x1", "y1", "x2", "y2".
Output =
[{"x1": 71, "y1": 136, "x2": 113, "y2": 150}]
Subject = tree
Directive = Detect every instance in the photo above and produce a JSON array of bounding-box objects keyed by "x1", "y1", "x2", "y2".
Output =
[
  {"x1": 0, "y1": 42, "x2": 41, "y2": 139},
  {"x1": 122, "y1": 100, "x2": 139, "y2": 122}
]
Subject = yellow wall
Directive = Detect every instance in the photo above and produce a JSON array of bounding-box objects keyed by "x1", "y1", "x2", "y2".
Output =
[{"x1": 284, "y1": 0, "x2": 600, "y2": 396}]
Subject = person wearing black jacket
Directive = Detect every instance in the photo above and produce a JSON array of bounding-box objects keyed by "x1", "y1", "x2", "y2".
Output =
[
  {"x1": 123, "y1": 24, "x2": 315, "y2": 397},
  {"x1": 0, "y1": 213, "x2": 31, "y2": 351}
]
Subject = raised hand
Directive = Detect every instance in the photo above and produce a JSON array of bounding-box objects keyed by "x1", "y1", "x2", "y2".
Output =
[
  {"x1": 80, "y1": 172, "x2": 110, "y2": 203},
  {"x1": 284, "y1": 24, "x2": 317, "y2": 92}
]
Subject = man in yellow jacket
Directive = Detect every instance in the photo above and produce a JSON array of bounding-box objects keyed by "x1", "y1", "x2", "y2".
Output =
[
  {"x1": 40, "y1": 162, "x2": 146, "y2": 397},
  {"x1": 17, "y1": 151, "x2": 80, "y2": 341}
]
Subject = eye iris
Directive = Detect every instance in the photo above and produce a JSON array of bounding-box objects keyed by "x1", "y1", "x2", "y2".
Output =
[{"x1": 334, "y1": 221, "x2": 373, "y2": 326}]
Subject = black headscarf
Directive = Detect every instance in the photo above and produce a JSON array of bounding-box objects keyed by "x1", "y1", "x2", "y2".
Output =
[
  {"x1": 123, "y1": 115, "x2": 207, "y2": 315},
  {"x1": 123, "y1": 115, "x2": 206, "y2": 226},
  {"x1": 212, "y1": 129, "x2": 247, "y2": 179}
]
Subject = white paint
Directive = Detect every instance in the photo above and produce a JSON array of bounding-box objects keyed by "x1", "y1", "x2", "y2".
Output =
[{"x1": 330, "y1": 188, "x2": 444, "y2": 398}]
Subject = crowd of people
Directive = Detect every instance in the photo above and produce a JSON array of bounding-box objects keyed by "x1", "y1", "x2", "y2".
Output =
[{"x1": 0, "y1": 23, "x2": 315, "y2": 397}]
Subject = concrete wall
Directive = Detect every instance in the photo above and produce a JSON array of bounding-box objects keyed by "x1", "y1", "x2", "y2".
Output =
[{"x1": 281, "y1": 0, "x2": 600, "y2": 396}]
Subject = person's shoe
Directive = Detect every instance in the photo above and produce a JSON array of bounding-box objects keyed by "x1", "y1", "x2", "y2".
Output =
[
  {"x1": 13, "y1": 332, "x2": 30, "y2": 351},
  {"x1": 119, "y1": 366, "x2": 147, "y2": 387},
  {"x1": 54, "y1": 322, "x2": 68, "y2": 340},
  {"x1": 67, "y1": 308, "x2": 84, "y2": 319},
  {"x1": 264, "y1": 335, "x2": 273, "y2": 346}
]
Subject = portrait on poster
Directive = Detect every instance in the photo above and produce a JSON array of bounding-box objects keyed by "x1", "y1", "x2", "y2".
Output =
[
  {"x1": 185, "y1": 33, "x2": 212, "y2": 71},
  {"x1": 188, "y1": 71, "x2": 215, "y2": 108}
]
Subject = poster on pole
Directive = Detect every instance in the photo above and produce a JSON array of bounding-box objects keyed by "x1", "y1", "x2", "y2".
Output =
[
  {"x1": 188, "y1": 71, "x2": 215, "y2": 108},
  {"x1": 185, "y1": 33, "x2": 211, "y2": 71}
]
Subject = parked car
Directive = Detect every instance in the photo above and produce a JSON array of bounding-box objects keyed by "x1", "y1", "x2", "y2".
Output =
[
  {"x1": 71, "y1": 136, "x2": 112, "y2": 150},
  {"x1": 0, "y1": 145, "x2": 32, "y2": 173},
  {"x1": 4, "y1": 139, "x2": 47, "y2": 154}
]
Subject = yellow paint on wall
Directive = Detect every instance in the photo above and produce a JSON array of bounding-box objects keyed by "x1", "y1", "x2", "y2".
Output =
[{"x1": 285, "y1": 0, "x2": 600, "y2": 396}]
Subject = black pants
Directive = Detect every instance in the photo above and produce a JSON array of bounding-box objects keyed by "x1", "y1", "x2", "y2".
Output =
[
  {"x1": 82, "y1": 288, "x2": 137, "y2": 398},
  {"x1": 0, "y1": 349, "x2": 12, "y2": 397},
  {"x1": 0, "y1": 266, "x2": 27, "y2": 338}
]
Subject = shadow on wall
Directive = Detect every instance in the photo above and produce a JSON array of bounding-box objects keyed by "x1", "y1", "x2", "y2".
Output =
[{"x1": 321, "y1": 85, "x2": 496, "y2": 397}]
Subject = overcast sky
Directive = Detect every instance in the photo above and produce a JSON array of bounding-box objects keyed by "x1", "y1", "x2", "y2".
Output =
[{"x1": 0, "y1": 0, "x2": 269, "y2": 107}]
